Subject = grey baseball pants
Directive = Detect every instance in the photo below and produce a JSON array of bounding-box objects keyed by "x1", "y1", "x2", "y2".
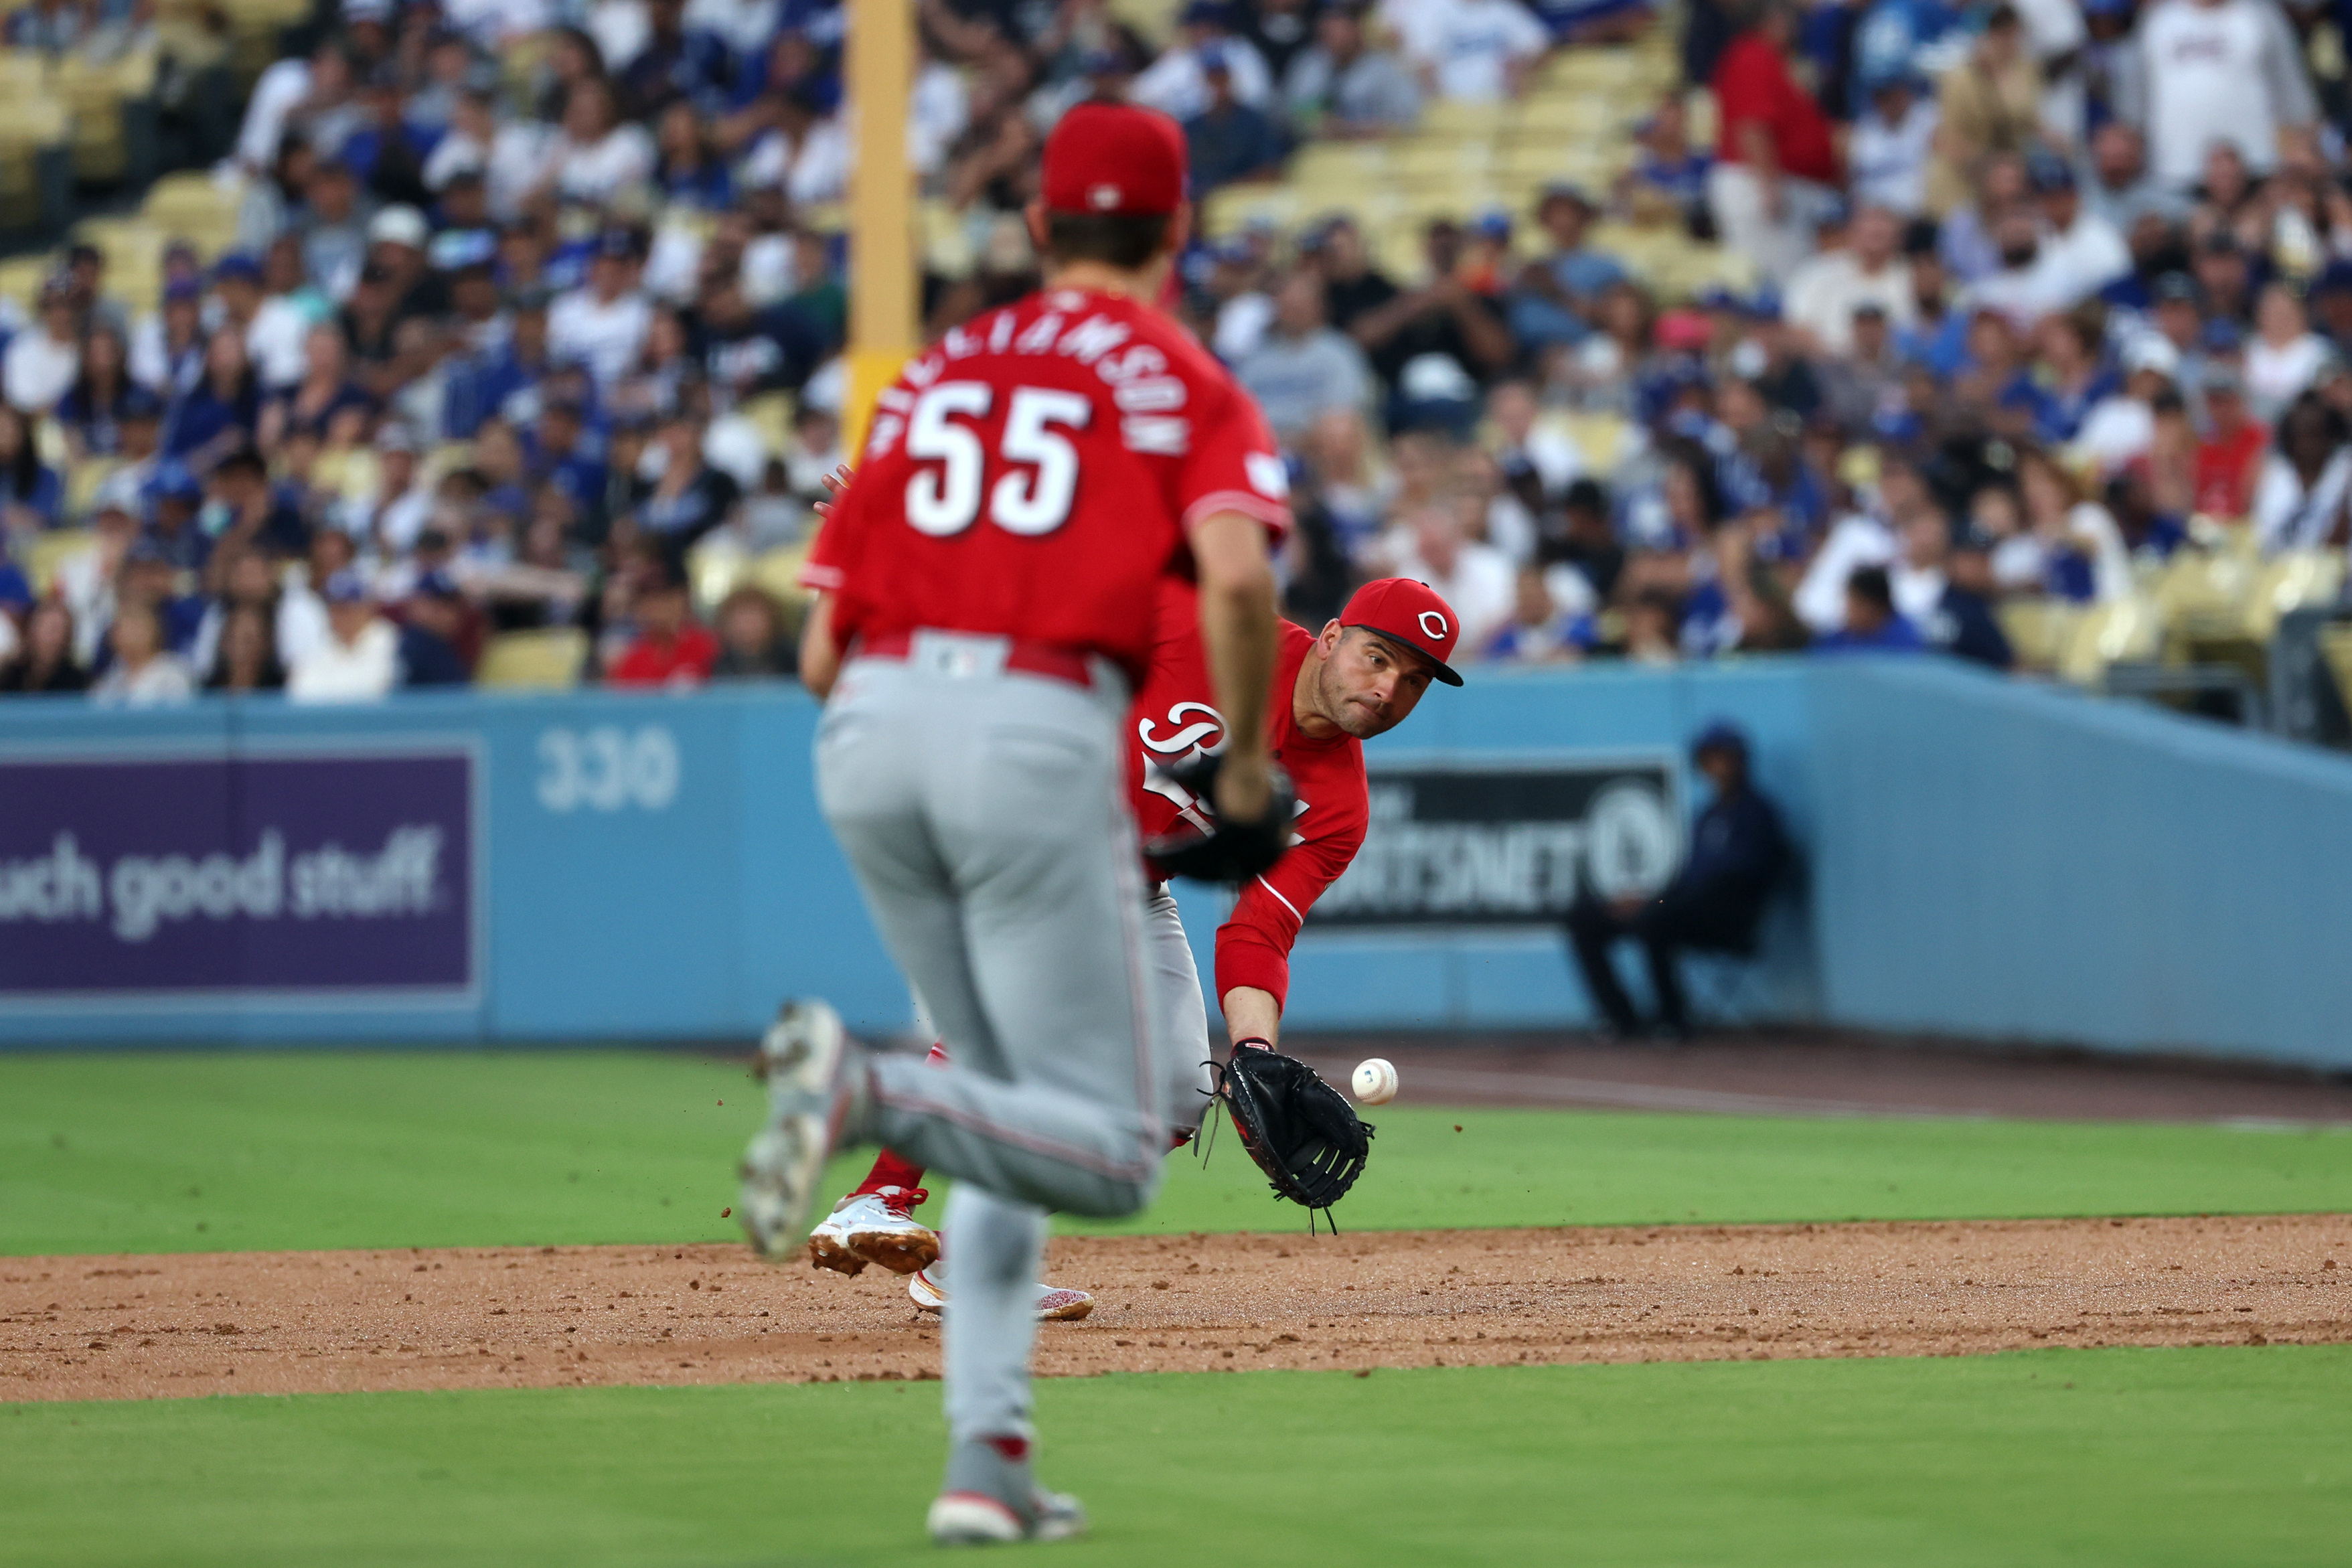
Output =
[{"x1": 815, "y1": 631, "x2": 1174, "y2": 1444}]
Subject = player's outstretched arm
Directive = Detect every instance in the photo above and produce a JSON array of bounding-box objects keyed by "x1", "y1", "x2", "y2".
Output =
[
  {"x1": 1222, "y1": 984, "x2": 1282, "y2": 1049},
  {"x1": 1190, "y1": 510, "x2": 1279, "y2": 821},
  {"x1": 798, "y1": 593, "x2": 840, "y2": 699}
]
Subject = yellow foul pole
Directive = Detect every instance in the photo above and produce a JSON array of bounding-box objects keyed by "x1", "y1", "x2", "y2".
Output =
[{"x1": 844, "y1": 0, "x2": 917, "y2": 456}]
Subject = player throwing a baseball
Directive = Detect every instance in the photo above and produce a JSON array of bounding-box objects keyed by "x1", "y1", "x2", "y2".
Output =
[
  {"x1": 734, "y1": 102, "x2": 1296, "y2": 1545},
  {"x1": 806, "y1": 574, "x2": 1465, "y2": 1310}
]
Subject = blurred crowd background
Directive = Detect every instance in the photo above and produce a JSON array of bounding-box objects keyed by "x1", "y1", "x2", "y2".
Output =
[{"x1": 1, "y1": 0, "x2": 2351, "y2": 716}]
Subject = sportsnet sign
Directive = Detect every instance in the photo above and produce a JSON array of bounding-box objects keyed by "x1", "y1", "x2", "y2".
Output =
[
  {"x1": 1310, "y1": 757, "x2": 1682, "y2": 929},
  {"x1": 0, "y1": 747, "x2": 476, "y2": 1000}
]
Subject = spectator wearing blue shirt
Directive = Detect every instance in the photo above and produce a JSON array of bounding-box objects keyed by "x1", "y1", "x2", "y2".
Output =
[
  {"x1": 111, "y1": 540, "x2": 208, "y2": 660},
  {"x1": 165, "y1": 324, "x2": 264, "y2": 466},
  {"x1": 1930, "y1": 532, "x2": 2017, "y2": 670},
  {"x1": 651, "y1": 100, "x2": 734, "y2": 212},
  {"x1": 396, "y1": 570, "x2": 474, "y2": 687},
  {"x1": 1811, "y1": 564, "x2": 1926, "y2": 652},
  {"x1": 1616, "y1": 97, "x2": 1712, "y2": 232},
  {"x1": 0, "y1": 404, "x2": 64, "y2": 532},
  {"x1": 1184, "y1": 51, "x2": 1286, "y2": 191},
  {"x1": 56, "y1": 325, "x2": 142, "y2": 462},
  {"x1": 1484, "y1": 566, "x2": 1596, "y2": 662},
  {"x1": 1563, "y1": 720, "x2": 1790, "y2": 1036},
  {"x1": 1509, "y1": 184, "x2": 1627, "y2": 347},
  {"x1": 529, "y1": 394, "x2": 610, "y2": 522},
  {"x1": 444, "y1": 291, "x2": 554, "y2": 439}
]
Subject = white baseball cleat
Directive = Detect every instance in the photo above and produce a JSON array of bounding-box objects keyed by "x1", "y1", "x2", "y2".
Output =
[
  {"x1": 907, "y1": 1267, "x2": 1095, "y2": 1322},
  {"x1": 806, "y1": 1187, "x2": 938, "y2": 1276},
  {"x1": 927, "y1": 1488, "x2": 1087, "y2": 1545},
  {"x1": 842, "y1": 1186, "x2": 939, "y2": 1275},
  {"x1": 738, "y1": 1000, "x2": 856, "y2": 1261},
  {"x1": 805, "y1": 1195, "x2": 870, "y2": 1276}
]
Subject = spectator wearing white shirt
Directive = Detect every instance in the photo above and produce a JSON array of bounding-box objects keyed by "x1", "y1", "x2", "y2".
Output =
[
  {"x1": 1387, "y1": 0, "x2": 1550, "y2": 102},
  {"x1": 2122, "y1": 0, "x2": 2318, "y2": 189},
  {"x1": 550, "y1": 230, "x2": 653, "y2": 389},
  {"x1": 442, "y1": 0, "x2": 552, "y2": 48},
  {"x1": 1846, "y1": 74, "x2": 1940, "y2": 218},
  {"x1": 1132, "y1": 1, "x2": 1275, "y2": 121},
  {"x1": 234, "y1": 52, "x2": 317, "y2": 174},
  {"x1": 1284, "y1": 3, "x2": 1423, "y2": 138},
  {"x1": 1965, "y1": 207, "x2": 2069, "y2": 328},
  {"x1": 3, "y1": 276, "x2": 78, "y2": 413},
  {"x1": 1235, "y1": 271, "x2": 1375, "y2": 445},
  {"x1": 1486, "y1": 378, "x2": 1583, "y2": 500},
  {"x1": 1784, "y1": 205, "x2": 1915, "y2": 355},
  {"x1": 2079, "y1": 121, "x2": 2191, "y2": 233},
  {"x1": 2073, "y1": 333, "x2": 2181, "y2": 475},
  {"x1": 548, "y1": 78, "x2": 657, "y2": 206},
  {"x1": 287, "y1": 570, "x2": 400, "y2": 702},
  {"x1": 908, "y1": 46, "x2": 971, "y2": 178},
  {"x1": 2251, "y1": 394, "x2": 2352, "y2": 553},
  {"x1": 1374, "y1": 501, "x2": 1516, "y2": 649},
  {"x1": 2025, "y1": 156, "x2": 2130, "y2": 310},
  {"x1": 2244, "y1": 283, "x2": 2331, "y2": 423},
  {"x1": 89, "y1": 601, "x2": 195, "y2": 707},
  {"x1": 2, "y1": 277, "x2": 81, "y2": 414},
  {"x1": 738, "y1": 88, "x2": 852, "y2": 207}
]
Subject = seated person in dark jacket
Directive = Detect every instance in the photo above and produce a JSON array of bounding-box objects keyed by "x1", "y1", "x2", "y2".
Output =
[{"x1": 1564, "y1": 720, "x2": 1788, "y2": 1036}]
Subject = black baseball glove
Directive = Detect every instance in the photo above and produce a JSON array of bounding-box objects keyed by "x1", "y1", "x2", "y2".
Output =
[
  {"x1": 1209, "y1": 1044, "x2": 1373, "y2": 1223},
  {"x1": 1141, "y1": 753, "x2": 1296, "y2": 884}
]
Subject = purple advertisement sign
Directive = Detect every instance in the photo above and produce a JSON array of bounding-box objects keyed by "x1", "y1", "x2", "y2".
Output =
[{"x1": 0, "y1": 749, "x2": 475, "y2": 997}]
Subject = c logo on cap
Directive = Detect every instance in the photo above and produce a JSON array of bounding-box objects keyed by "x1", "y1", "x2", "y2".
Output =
[{"x1": 1419, "y1": 610, "x2": 1449, "y2": 641}]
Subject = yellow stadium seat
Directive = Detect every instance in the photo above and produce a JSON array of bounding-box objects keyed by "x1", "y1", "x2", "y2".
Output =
[
  {"x1": 1417, "y1": 99, "x2": 1510, "y2": 141},
  {"x1": 66, "y1": 456, "x2": 121, "y2": 518},
  {"x1": 25, "y1": 529, "x2": 95, "y2": 595},
  {"x1": 750, "y1": 542, "x2": 815, "y2": 609},
  {"x1": 1996, "y1": 597, "x2": 2082, "y2": 674},
  {"x1": 2059, "y1": 597, "x2": 2163, "y2": 686},
  {"x1": 475, "y1": 628, "x2": 589, "y2": 690},
  {"x1": 33, "y1": 415, "x2": 68, "y2": 467},
  {"x1": 1107, "y1": 0, "x2": 1182, "y2": 46},
  {"x1": 0, "y1": 254, "x2": 48, "y2": 314},
  {"x1": 1389, "y1": 138, "x2": 1494, "y2": 183},
  {"x1": 2150, "y1": 548, "x2": 2260, "y2": 640},
  {"x1": 1289, "y1": 141, "x2": 1393, "y2": 187},
  {"x1": 686, "y1": 534, "x2": 749, "y2": 616},
  {"x1": 1555, "y1": 411, "x2": 1632, "y2": 472},
  {"x1": 2243, "y1": 552, "x2": 2347, "y2": 643},
  {"x1": 737, "y1": 390, "x2": 796, "y2": 459}
]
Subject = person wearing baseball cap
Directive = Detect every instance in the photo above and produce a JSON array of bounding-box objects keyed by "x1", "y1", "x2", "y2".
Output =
[
  {"x1": 1022, "y1": 98, "x2": 1193, "y2": 278},
  {"x1": 1333, "y1": 575, "x2": 1465, "y2": 693},
  {"x1": 1565, "y1": 716, "x2": 1789, "y2": 1039}
]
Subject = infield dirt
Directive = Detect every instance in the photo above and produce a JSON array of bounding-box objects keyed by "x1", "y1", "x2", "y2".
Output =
[{"x1": 6, "y1": 1214, "x2": 2347, "y2": 1403}]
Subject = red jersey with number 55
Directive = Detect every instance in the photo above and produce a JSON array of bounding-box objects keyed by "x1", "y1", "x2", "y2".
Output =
[{"x1": 804, "y1": 287, "x2": 1290, "y2": 681}]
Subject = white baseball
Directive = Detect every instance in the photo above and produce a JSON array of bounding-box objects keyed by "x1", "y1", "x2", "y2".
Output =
[{"x1": 1350, "y1": 1057, "x2": 1399, "y2": 1105}]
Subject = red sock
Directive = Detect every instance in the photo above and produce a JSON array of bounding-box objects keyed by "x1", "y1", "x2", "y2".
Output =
[
  {"x1": 849, "y1": 1042, "x2": 951, "y2": 1199},
  {"x1": 853, "y1": 1148, "x2": 929, "y2": 1198}
]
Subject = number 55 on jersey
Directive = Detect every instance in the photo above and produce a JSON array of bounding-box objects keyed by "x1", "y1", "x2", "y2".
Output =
[{"x1": 799, "y1": 287, "x2": 1292, "y2": 688}]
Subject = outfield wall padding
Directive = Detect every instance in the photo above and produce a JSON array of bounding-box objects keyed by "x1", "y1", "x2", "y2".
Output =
[{"x1": 3, "y1": 659, "x2": 2347, "y2": 1068}]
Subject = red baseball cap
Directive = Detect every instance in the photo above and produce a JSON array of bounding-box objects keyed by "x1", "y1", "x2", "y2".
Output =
[
  {"x1": 1341, "y1": 578, "x2": 1464, "y2": 686},
  {"x1": 1041, "y1": 102, "x2": 1188, "y2": 218}
]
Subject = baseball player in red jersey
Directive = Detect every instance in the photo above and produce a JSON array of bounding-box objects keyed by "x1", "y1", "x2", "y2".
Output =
[
  {"x1": 735, "y1": 102, "x2": 1295, "y2": 1546},
  {"x1": 807, "y1": 574, "x2": 1466, "y2": 1312}
]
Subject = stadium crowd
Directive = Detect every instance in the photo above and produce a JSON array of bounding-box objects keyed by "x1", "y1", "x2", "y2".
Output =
[{"x1": 0, "y1": 0, "x2": 2349, "y2": 701}]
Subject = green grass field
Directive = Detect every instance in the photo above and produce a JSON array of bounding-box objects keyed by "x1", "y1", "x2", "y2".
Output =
[
  {"x1": 3, "y1": 1350, "x2": 2345, "y2": 1567},
  {"x1": 5, "y1": 1051, "x2": 2351, "y2": 1256},
  {"x1": 5, "y1": 1050, "x2": 2347, "y2": 1565}
]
